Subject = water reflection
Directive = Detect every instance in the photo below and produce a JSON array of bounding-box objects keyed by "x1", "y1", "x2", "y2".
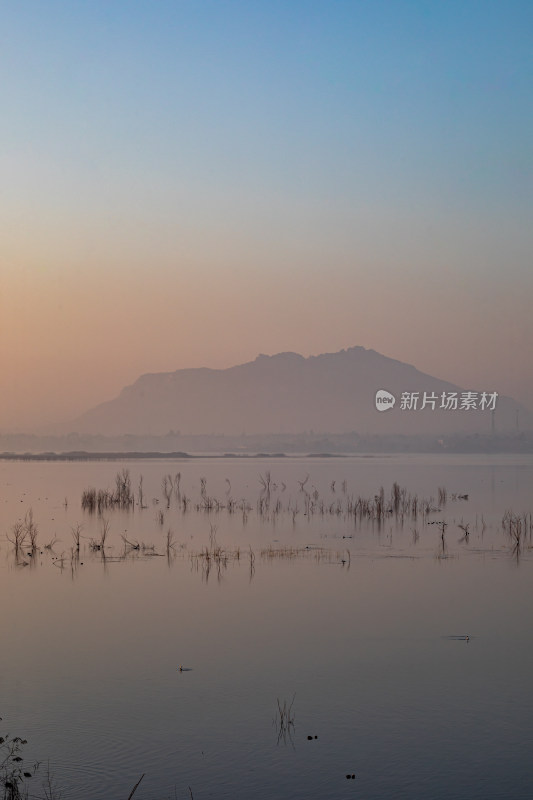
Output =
[{"x1": 1, "y1": 455, "x2": 533, "y2": 799}]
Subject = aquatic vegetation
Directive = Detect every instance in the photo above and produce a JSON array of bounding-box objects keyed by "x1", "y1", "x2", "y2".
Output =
[
  {"x1": 189, "y1": 531, "x2": 242, "y2": 581},
  {"x1": 6, "y1": 510, "x2": 39, "y2": 555},
  {"x1": 259, "y1": 470, "x2": 272, "y2": 493},
  {"x1": 458, "y1": 521, "x2": 470, "y2": 542},
  {"x1": 70, "y1": 523, "x2": 83, "y2": 550},
  {"x1": 23, "y1": 509, "x2": 38, "y2": 551},
  {"x1": 502, "y1": 510, "x2": 533, "y2": 561},
  {"x1": 0, "y1": 721, "x2": 60, "y2": 800},
  {"x1": 6, "y1": 522, "x2": 26, "y2": 552},
  {"x1": 161, "y1": 475, "x2": 173, "y2": 508},
  {"x1": 114, "y1": 469, "x2": 133, "y2": 508},
  {"x1": 274, "y1": 695, "x2": 295, "y2": 746},
  {"x1": 137, "y1": 474, "x2": 146, "y2": 509},
  {"x1": 165, "y1": 527, "x2": 176, "y2": 554},
  {"x1": 57, "y1": 469, "x2": 533, "y2": 572},
  {"x1": 260, "y1": 544, "x2": 343, "y2": 565},
  {"x1": 81, "y1": 470, "x2": 134, "y2": 513},
  {"x1": 99, "y1": 517, "x2": 110, "y2": 550},
  {"x1": 126, "y1": 773, "x2": 144, "y2": 799},
  {"x1": 121, "y1": 535, "x2": 140, "y2": 551},
  {"x1": 77, "y1": 471, "x2": 451, "y2": 539},
  {"x1": 43, "y1": 536, "x2": 59, "y2": 550}
]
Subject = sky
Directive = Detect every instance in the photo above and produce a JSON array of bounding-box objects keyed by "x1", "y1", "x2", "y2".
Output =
[{"x1": 1, "y1": 0, "x2": 532, "y2": 431}]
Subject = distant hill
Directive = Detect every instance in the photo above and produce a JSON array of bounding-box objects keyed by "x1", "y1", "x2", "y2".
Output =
[{"x1": 72, "y1": 347, "x2": 532, "y2": 436}]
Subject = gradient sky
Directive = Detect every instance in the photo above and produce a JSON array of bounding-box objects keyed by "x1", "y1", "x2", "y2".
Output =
[{"x1": 1, "y1": 0, "x2": 532, "y2": 431}]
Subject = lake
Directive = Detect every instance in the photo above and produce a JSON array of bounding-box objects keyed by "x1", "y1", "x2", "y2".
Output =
[{"x1": 1, "y1": 454, "x2": 532, "y2": 799}]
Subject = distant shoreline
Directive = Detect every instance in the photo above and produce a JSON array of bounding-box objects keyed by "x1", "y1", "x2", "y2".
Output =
[
  {"x1": 1, "y1": 447, "x2": 532, "y2": 461},
  {"x1": 0, "y1": 451, "x2": 297, "y2": 461},
  {"x1": 2, "y1": 430, "x2": 533, "y2": 459}
]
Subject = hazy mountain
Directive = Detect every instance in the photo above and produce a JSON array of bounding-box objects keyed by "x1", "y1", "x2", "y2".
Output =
[{"x1": 72, "y1": 347, "x2": 532, "y2": 436}]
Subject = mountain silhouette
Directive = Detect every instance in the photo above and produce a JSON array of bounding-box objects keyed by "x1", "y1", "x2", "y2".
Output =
[{"x1": 72, "y1": 347, "x2": 531, "y2": 436}]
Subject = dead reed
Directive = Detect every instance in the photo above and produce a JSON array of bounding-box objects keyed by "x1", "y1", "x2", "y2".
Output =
[
  {"x1": 502, "y1": 510, "x2": 532, "y2": 559},
  {"x1": 274, "y1": 694, "x2": 296, "y2": 746},
  {"x1": 81, "y1": 470, "x2": 134, "y2": 513},
  {"x1": 7, "y1": 522, "x2": 26, "y2": 551},
  {"x1": 24, "y1": 509, "x2": 38, "y2": 551},
  {"x1": 70, "y1": 523, "x2": 83, "y2": 550}
]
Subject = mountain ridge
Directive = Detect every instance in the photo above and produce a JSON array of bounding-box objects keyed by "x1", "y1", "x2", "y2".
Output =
[{"x1": 72, "y1": 346, "x2": 532, "y2": 436}]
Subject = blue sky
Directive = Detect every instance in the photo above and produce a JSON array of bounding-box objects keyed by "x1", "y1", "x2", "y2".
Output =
[
  {"x1": 1, "y1": 1, "x2": 532, "y2": 429},
  {"x1": 4, "y1": 1, "x2": 530, "y2": 212}
]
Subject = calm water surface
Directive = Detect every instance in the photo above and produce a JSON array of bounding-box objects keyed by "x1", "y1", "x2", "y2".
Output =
[{"x1": 1, "y1": 455, "x2": 532, "y2": 799}]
